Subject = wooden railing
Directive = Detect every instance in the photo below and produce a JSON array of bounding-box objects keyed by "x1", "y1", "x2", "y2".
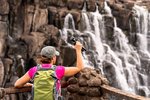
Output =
[
  {"x1": 0, "y1": 85, "x2": 150, "y2": 100},
  {"x1": 101, "y1": 85, "x2": 150, "y2": 100}
]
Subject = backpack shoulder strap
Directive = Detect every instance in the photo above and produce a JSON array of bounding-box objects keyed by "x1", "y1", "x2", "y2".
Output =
[
  {"x1": 50, "y1": 65, "x2": 58, "y2": 80},
  {"x1": 37, "y1": 64, "x2": 42, "y2": 71},
  {"x1": 51, "y1": 65, "x2": 57, "y2": 71},
  {"x1": 31, "y1": 64, "x2": 44, "y2": 80},
  {"x1": 51, "y1": 65, "x2": 63, "y2": 99}
]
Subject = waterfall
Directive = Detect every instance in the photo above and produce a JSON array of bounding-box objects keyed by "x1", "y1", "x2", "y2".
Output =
[
  {"x1": 132, "y1": 5, "x2": 149, "y2": 53},
  {"x1": 82, "y1": 1, "x2": 87, "y2": 12},
  {"x1": 114, "y1": 18, "x2": 131, "y2": 53},
  {"x1": 60, "y1": 13, "x2": 76, "y2": 45},
  {"x1": 132, "y1": 5, "x2": 150, "y2": 97},
  {"x1": 81, "y1": 13, "x2": 91, "y2": 31},
  {"x1": 103, "y1": 44, "x2": 132, "y2": 92},
  {"x1": 61, "y1": 13, "x2": 95, "y2": 67},
  {"x1": 61, "y1": 3, "x2": 150, "y2": 97},
  {"x1": 103, "y1": 1, "x2": 112, "y2": 16},
  {"x1": 113, "y1": 27, "x2": 140, "y2": 93},
  {"x1": 90, "y1": 6, "x2": 104, "y2": 60},
  {"x1": 64, "y1": 13, "x2": 76, "y2": 30}
]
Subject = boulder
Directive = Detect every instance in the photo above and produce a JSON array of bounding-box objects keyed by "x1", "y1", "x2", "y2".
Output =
[{"x1": 64, "y1": 68, "x2": 109, "y2": 99}]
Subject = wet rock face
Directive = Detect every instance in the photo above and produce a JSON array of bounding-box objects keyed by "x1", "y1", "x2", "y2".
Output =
[
  {"x1": 67, "y1": 0, "x2": 84, "y2": 10},
  {"x1": 0, "y1": 0, "x2": 150, "y2": 99},
  {"x1": 63, "y1": 68, "x2": 109, "y2": 100}
]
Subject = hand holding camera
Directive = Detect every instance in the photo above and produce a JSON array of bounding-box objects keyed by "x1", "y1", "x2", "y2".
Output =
[{"x1": 70, "y1": 37, "x2": 86, "y2": 52}]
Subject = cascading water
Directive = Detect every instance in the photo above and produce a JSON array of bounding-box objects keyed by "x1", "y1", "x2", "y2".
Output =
[
  {"x1": 81, "y1": 2, "x2": 91, "y2": 31},
  {"x1": 60, "y1": 12, "x2": 95, "y2": 67},
  {"x1": 129, "y1": 4, "x2": 150, "y2": 97},
  {"x1": 60, "y1": 1, "x2": 150, "y2": 98},
  {"x1": 131, "y1": 5, "x2": 150, "y2": 58},
  {"x1": 90, "y1": 5, "x2": 104, "y2": 60},
  {"x1": 59, "y1": 13, "x2": 76, "y2": 45},
  {"x1": 103, "y1": 0, "x2": 112, "y2": 16}
]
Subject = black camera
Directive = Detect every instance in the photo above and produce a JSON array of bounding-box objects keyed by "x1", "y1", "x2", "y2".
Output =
[{"x1": 70, "y1": 37, "x2": 86, "y2": 52}]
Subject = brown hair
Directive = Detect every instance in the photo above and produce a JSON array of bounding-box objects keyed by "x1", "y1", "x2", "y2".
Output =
[{"x1": 37, "y1": 56, "x2": 52, "y2": 64}]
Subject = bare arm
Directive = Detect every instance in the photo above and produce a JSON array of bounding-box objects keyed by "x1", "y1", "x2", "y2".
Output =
[
  {"x1": 64, "y1": 41, "x2": 84, "y2": 76},
  {"x1": 14, "y1": 72, "x2": 32, "y2": 88}
]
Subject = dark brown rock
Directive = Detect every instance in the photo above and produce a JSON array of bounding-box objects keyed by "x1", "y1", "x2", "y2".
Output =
[
  {"x1": 87, "y1": 77, "x2": 102, "y2": 87},
  {"x1": 24, "y1": 5, "x2": 35, "y2": 34},
  {"x1": 0, "y1": 21, "x2": 8, "y2": 57},
  {"x1": 57, "y1": 8, "x2": 69, "y2": 28},
  {"x1": 32, "y1": 8, "x2": 48, "y2": 31},
  {"x1": 21, "y1": 32, "x2": 47, "y2": 58},
  {"x1": 65, "y1": 67, "x2": 108, "y2": 99},
  {"x1": 67, "y1": 84, "x2": 80, "y2": 93},
  {"x1": 70, "y1": 10, "x2": 81, "y2": 28},
  {"x1": 0, "y1": 0, "x2": 9, "y2": 15},
  {"x1": 48, "y1": 6, "x2": 58, "y2": 26},
  {"x1": 67, "y1": 0, "x2": 84, "y2": 10},
  {"x1": 67, "y1": 77, "x2": 78, "y2": 84},
  {"x1": 87, "y1": 0, "x2": 96, "y2": 12},
  {"x1": 60, "y1": 46, "x2": 76, "y2": 66},
  {"x1": 67, "y1": 93, "x2": 88, "y2": 100},
  {"x1": 97, "y1": 0, "x2": 105, "y2": 11},
  {"x1": 2, "y1": 58, "x2": 13, "y2": 86},
  {"x1": 87, "y1": 87, "x2": 101, "y2": 97},
  {"x1": 88, "y1": 97, "x2": 104, "y2": 100},
  {"x1": 49, "y1": 0, "x2": 66, "y2": 7},
  {"x1": 38, "y1": 25, "x2": 59, "y2": 36},
  {"x1": 97, "y1": 76, "x2": 109, "y2": 85},
  {"x1": 78, "y1": 87, "x2": 87, "y2": 95},
  {"x1": 74, "y1": 72, "x2": 81, "y2": 78},
  {"x1": 82, "y1": 73, "x2": 90, "y2": 80},
  {"x1": 81, "y1": 67, "x2": 92, "y2": 73},
  {"x1": 0, "y1": 59, "x2": 4, "y2": 86},
  {"x1": 78, "y1": 77, "x2": 88, "y2": 86},
  {"x1": 91, "y1": 70, "x2": 98, "y2": 77},
  {"x1": 0, "y1": 15, "x2": 8, "y2": 22}
]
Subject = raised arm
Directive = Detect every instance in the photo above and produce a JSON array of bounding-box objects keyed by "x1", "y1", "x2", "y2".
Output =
[{"x1": 64, "y1": 41, "x2": 84, "y2": 76}]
